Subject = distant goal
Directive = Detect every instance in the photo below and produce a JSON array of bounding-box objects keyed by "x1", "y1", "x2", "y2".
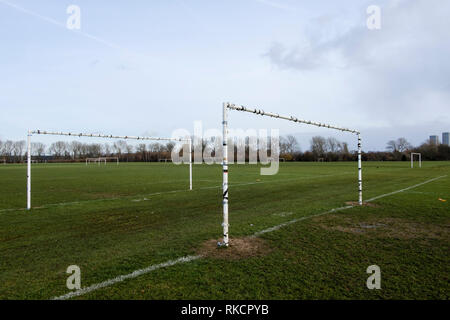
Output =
[
  {"x1": 411, "y1": 153, "x2": 422, "y2": 168},
  {"x1": 86, "y1": 157, "x2": 119, "y2": 165}
]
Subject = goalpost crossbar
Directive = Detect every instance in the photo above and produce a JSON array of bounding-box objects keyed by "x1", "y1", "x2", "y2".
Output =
[
  {"x1": 220, "y1": 102, "x2": 362, "y2": 247},
  {"x1": 26, "y1": 130, "x2": 193, "y2": 210},
  {"x1": 226, "y1": 104, "x2": 360, "y2": 134},
  {"x1": 30, "y1": 130, "x2": 190, "y2": 142}
]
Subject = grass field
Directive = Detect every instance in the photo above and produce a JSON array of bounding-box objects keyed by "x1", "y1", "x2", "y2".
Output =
[{"x1": 0, "y1": 161, "x2": 449, "y2": 299}]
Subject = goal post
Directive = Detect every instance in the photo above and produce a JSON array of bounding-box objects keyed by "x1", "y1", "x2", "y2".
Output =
[
  {"x1": 86, "y1": 157, "x2": 119, "y2": 165},
  {"x1": 26, "y1": 130, "x2": 193, "y2": 210},
  {"x1": 411, "y1": 152, "x2": 422, "y2": 168},
  {"x1": 219, "y1": 102, "x2": 362, "y2": 247}
]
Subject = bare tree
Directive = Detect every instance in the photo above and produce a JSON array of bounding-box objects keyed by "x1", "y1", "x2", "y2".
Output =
[
  {"x1": 279, "y1": 136, "x2": 288, "y2": 154},
  {"x1": 70, "y1": 141, "x2": 83, "y2": 159},
  {"x1": 31, "y1": 142, "x2": 46, "y2": 158},
  {"x1": 125, "y1": 143, "x2": 134, "y2": 155},
  {"x1": 103, "y1": 143, "x2": 111, "y2": 156},
  {"x1": 13, "y1": 140, "x2": 26, "y2": 161},
  {"x1": 88, "y1": 144, "x2": 102, "y2": 157},
  {"x1": 387, "y1": 138, "x2": 412, "y2": 152},
  {"x1": 113, "y1": 140, "x2": 128, "y2": 155},
  {"x1": 341, "y1": 142, "x2": 349, "y2": 154},
  {"x1": 165, "y1": 142, "x2": 175, "y2": 153},
  {"x1": 2, "y1": 140, "x2": 13, "y2": 160},
  {"x1": 397, "y1": 138, "x2": 412, "y2": 152},
  {"x1": 386, "y1": 140, "x2": 398, "y2": 152},
  {"x1": 49, "y1": 141, "x2": 68, "y2": 158},
  {"x1": 280, "y1": 135, "x2": 299, "y2": 154},
  {"x1": 326, "y1": 137, "x2": 340, "y2": 153},
  {"x1": 311, "y1": 136, "x2": 327, "y2": 157},
  {"x1": 149, "y1": 142, "x2": 162, "y2": 153},
  {"x1": 137, "y1": 143, "x2": 147, "y2": 161}
]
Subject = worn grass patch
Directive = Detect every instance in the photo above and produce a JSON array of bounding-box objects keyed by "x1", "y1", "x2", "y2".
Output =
[
  {"x1": 345, "y1": 201, "x2": 381, "y2": 208},
  {"x1": 315, "y1": 214, "x2": 450, "y2": 240},
  {"x1": 197, "y1": 237, "x2": 271, "y2": 260}
]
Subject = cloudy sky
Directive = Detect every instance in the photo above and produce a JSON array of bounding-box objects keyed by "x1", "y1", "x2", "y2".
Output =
[{"x1": 0, "y1": 0, "x2": 449, "y2": 151}]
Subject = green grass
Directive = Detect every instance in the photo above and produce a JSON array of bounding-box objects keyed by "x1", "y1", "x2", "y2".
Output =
[{"x1": 0, "y1": 161, "x2": 449, "y2": 299}]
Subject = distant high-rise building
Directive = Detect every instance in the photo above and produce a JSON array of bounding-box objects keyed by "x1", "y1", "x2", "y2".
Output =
[
  {"x1": 443, "y1": 132, "x2": 450, "y2": 146},
  {"x1": 430, "y1": 135, "x2": 440, "y2": 145}
]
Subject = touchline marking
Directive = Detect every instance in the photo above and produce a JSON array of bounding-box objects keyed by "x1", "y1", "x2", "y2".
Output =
[
  {"x1": 49, "y1": 175, "x2": 447, "y2": 300},
  {"x1": 254, "y1": 175, "x2": 447, "y2": 235},
  {"x1": 51, "y1": 255, "x2": 202, "y2": 300},
  {"x1": 365, "y1": 175, "x2": 447, "y2": 202},
  {"x1": 252, "y1": 205, "x2": 353, "y2": 237}
]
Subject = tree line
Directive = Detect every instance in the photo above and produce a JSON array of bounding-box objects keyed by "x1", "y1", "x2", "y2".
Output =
[
  {"x1": 279, "y1": 136, "x2": 450, "y2": 161},
  {"x1": 0, "y1": 136, "x2": 449, "y2": 163},
  {"x1": 0, "y1": 140, "x2": 176, "y2": 163}
]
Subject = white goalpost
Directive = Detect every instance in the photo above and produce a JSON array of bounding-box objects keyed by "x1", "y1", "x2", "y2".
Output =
[
  {"x1": 411, "y1": 152, "x2": 422, "y2": 168},
  {"x1": 86, "y1": 157, "x2": 119, "y2": 165},
  {"x1": 26, "y1": 130, "x2": 192, "y2": 210},
  {"x1": 219, "y1": 102, "x2": 362, "y2": 247}
]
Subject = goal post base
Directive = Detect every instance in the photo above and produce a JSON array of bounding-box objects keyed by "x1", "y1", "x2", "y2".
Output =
[{"x1": 217, "y1": 241, "x2": 229, "y2": 248}]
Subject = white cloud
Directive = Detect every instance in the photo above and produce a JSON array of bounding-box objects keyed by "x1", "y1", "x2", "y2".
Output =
[{"x1": 264, "y1": 0, "x2": 450, "y2": 129}]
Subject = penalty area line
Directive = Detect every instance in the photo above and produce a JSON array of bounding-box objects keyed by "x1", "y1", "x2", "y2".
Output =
[{"x1": 49, "y1": 175, "x2": 446, "y2": 300}]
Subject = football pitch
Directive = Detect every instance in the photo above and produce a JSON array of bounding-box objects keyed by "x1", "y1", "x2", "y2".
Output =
[{"x1": 0, "y1": 161, "x2": 449, "y2": 299}]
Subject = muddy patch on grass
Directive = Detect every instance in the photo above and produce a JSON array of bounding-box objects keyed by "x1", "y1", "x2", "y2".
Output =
[
  {"x1": 197, "y1": 237, "x2": 271, "y2": 260},
  {"x1": 345, "y1": 201, "x2": 381, "y2": 208},
  {"x1": 314, "y1": 215, "x2": 449, "y2": 240}
]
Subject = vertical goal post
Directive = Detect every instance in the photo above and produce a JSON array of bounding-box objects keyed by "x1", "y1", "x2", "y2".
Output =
[
  {"x1": 411, "y1": 152, "x2": 422, "y2": 168},
  {"x1": 220, "y1": 102, "x2": 362, "y2": 247},
  {"x1": 26, "y1": 130, "x2": 193, "y2": 210}
]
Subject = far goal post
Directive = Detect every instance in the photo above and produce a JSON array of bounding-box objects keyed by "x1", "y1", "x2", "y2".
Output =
[
  {"x1": 219, "y1": 102, "x2": 362, "y2": 247},
  {"x1": 26, "y1": 130, "x2": 192, "y2": 210},
  {"x1": 86, "y1": 157, "x2": 119, "y2": 165},
  {"x1": 411, "y1": 153, "x2": 422, "y2": 168}
]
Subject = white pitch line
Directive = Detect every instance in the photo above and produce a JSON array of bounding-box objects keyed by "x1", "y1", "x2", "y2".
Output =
[
  {"x1": 365, "y1": 175, "x2": 447, "y2": 202},
  {"x1": 49, "y1": 175, "x2": 447, "y2": 300},
  {"x1": 255, "y1": 175, "x2": 447, "y2": 235},
  {"x1": 51, "y1": 255, "x2": 202, "y2": 300},
  {"x1": 252, "y1": 205, "x2": 353, "y2": 237}
]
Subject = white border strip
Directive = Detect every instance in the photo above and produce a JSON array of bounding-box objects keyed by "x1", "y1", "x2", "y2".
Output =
[
  {"x1": 254, "y1": 175, "x2": 447, "y2": 236},
  {"x1": 51, "y1": 255, "x2": 202, "y2": 300},
  {"x1": 50, "y1": 175, "x2": 447, "y2": 300},
  {"x1": 365, "y1": 175, "x2": 447, "y2": 202}
]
